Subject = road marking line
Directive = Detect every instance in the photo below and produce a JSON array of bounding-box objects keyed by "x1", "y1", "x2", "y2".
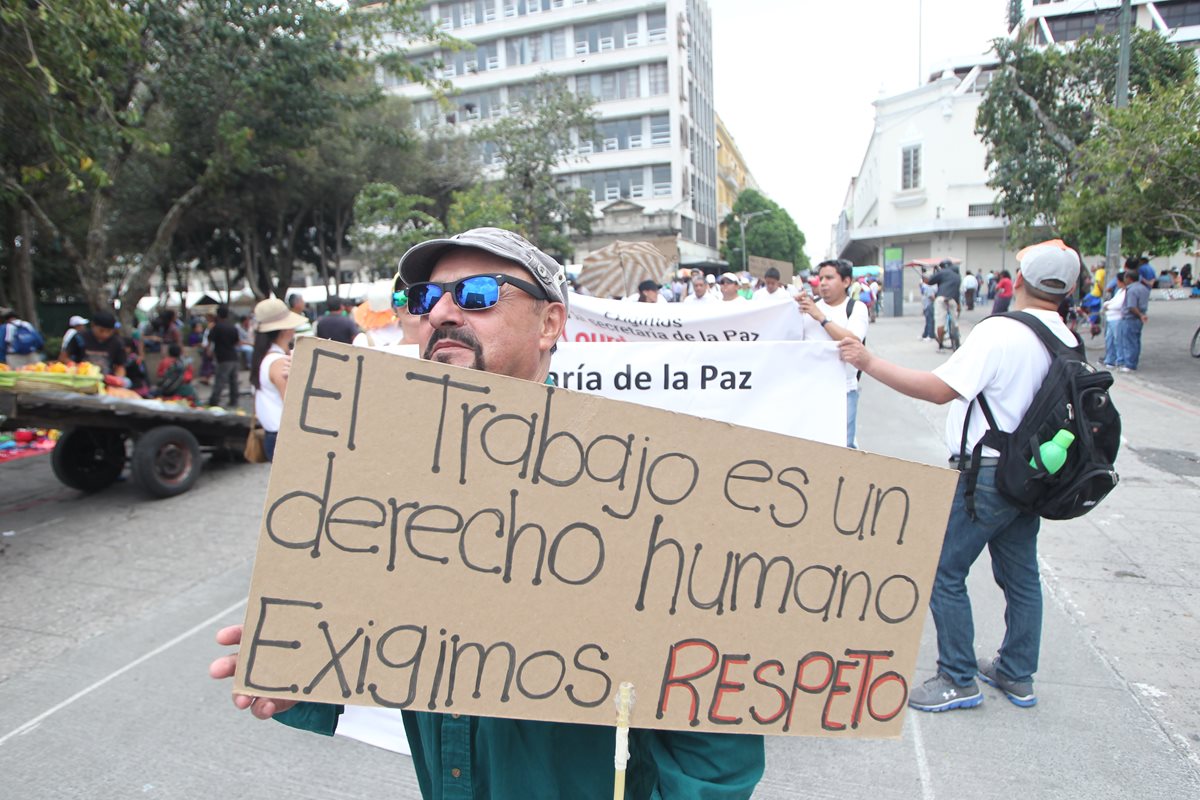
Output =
[
  {"x1": 0, "y1": 599, "x2": 247, "y2": 748},
  {"x1": 908, "y1": 708, "x2": 935, "y2": 799}
]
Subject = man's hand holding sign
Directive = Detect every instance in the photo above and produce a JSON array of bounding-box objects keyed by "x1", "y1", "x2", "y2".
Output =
[{"x1": 211, "y1": 228, "x2": 959, "y2": 800}]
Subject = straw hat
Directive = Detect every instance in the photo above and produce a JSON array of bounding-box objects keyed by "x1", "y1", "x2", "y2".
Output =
[{"x1": 255, "y1": 298, "x2": 309, "y2": 333}]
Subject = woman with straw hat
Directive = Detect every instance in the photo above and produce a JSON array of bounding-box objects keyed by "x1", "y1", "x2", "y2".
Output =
[{"x1": 250, "y1": 297, "x2": 308, "y2": 461}]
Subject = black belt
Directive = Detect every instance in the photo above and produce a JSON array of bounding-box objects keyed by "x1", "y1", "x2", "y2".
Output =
[{"x1": 950, "y1": 456, "x2": 999, "y2": 467}]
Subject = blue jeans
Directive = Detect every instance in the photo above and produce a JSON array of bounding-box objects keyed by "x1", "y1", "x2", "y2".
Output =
[
  {"x1": 1119, "y1": 317, "x2": 1143, "y2": 369},
  {"x1": 922, "y1": 304, "x2": 934, "y2": 339},
  {"x1": 264, "y1": 430, "x2": 278, "y2": 462},
  {"x1": 846, "y1": 389, "x2": 859, "y2": 449},
  {"x1": 930, "y1": 466, "x2": 1042, "y2": 685},
  {"x1": 1103, "y1": 318, "x2": 1122, "y2": 366}
]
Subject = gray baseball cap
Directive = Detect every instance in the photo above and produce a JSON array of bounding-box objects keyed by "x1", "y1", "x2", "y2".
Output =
[
  {"x1": 1017, "y1": 239, "x2": 1080, "y2": 295},
  {"x1": 397, "y1": 228, "x2": 569, "y2": 311}
]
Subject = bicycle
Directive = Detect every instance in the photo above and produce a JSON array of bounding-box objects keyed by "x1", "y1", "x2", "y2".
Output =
[
  {"x1": 943, "y1": 299, "x2": 962, "y2": 351},
  {"x1": 1191, "y1": 323, "x2": 1200, "y2": 358}
]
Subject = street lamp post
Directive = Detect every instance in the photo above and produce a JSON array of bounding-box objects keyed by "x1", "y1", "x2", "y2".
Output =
[{"x1": 737, "y1": 209, "x2": 772, "y2": 271}]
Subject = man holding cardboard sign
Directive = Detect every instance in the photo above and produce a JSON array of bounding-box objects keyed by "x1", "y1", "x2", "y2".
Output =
[{"x1": 210, "y1": 228, "x2": 766, "y2": 799}]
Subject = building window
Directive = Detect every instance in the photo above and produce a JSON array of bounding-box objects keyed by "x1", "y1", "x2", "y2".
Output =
[
  {"x1": 968, "y1": 203, "x2": 997, "y2": 217},
  {"x1": 1159, "y1": 0, "x2": 1200, "y2": 28},
  {"x1": 575, "y1": 68, "x2": 639, "y2": 102},
  {"x1": 647, "y1": 63, "x2": 669, "y2": 95},
  {"x1": 647, "y1": 11, "x2": 667, "y2": 43},
  {"x1": 901, "y1": 144, "x2": 921, "y2": 191},
  {"x1": 1044, "y1": 10, "x2": 1119, "y2": 43},
  {"x1": 652, "y1": 165, "x2": 671, "y2": 196},
  {"x1": 575, "y1": 16, "x2": 639, "y2": 55},
  {"x1": 649, "y1": 114, "x2": 670, "y2": 146}
]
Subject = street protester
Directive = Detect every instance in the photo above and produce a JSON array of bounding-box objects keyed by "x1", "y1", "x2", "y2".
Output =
[
  {"x1": 753, "y1": 267, "x2": 786, "y2": 301},
  {"x1": 837, "y1": 239, "x2": 1083, "y2": 712},
  {"x1": 683, "y1": 273, "x2": 716, "y2": 303},
  {"x1": 795, "y1": 259, "x2": 870, "y2": 448},
  {"x1": 1118, "y1": 262, "x2": 1153, "y2": 372},
  {"x1": 248, "y1": 298, "x2": 309, "y2": 461},
  {"x1": 716, "y1": 271, "x2": 745, "y2": 302},
  {"x1": 209, "y1": 227, "x2": 765, "y2": 799}
]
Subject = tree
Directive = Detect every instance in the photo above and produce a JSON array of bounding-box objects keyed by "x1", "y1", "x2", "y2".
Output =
[
  {"x1": 472, "y1": 75, "x2": 597, "y2": 258},
  {"x1": 721, "y1": 189, "x2": 809, "y2": 273},
  {"x1": 2, "y1": 1, "x2": 450, "y2": 323},
  {"x1": 976, "y1": 29, "x2": 1194, "y2": 239},
  {"x1": 1058, "y1": 82, "x2": 1200, "y2": 255},
  {"x1": 351, "y1": 183, "x2": 444, "y2": 279},
  {"x1": 447, "y1": 184, "x2": 514, "y2": 232}
]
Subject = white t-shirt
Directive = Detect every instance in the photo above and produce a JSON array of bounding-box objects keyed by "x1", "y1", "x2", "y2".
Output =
[
  {"x1": 352, "y1": 324, "x2": 409, "y2": 349},
  {"x1": 962, "y1": 274, "x2": 979, "y2": 291},
  {"x1": 753, "y1": 287, "x2": 790, "y2": 303},
  {"x1": 800, "y1": 297, "x2": 870, "y2": 391},
  {"x1": 683, "y1": 291, "x2": 717, "y2": 304},
  {"x1": 1103, "y1": 288, "x2": 1126, "y2": 322},
  {"x1": 255, "y1": 345, "x2": 288, "y2": 433},
  {"x1": 934, "y1": 309, "x2": 1076, "y2": 457}
]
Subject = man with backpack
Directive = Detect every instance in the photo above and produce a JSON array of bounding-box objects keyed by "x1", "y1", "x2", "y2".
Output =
[
  {"x1": 1, "y1": 308, "x2": 45, "y2": 368},
  {"x1": 838, "y1": 240, "x2": 1116, "y2": 713}
]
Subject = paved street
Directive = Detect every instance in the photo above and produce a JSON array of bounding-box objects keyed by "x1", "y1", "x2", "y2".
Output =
[{"x1": 1, "y1": 297, "x2": 1198, "y2": 799}]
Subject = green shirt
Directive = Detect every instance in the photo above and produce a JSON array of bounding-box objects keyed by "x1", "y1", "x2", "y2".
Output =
[{"x1": 276, "y1": 704, "x2": 763, "y2": 800}]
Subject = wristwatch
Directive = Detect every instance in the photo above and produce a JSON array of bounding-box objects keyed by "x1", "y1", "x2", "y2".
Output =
[{"x1": 820, "y1": 318, "x2": 831, "y2": 327}]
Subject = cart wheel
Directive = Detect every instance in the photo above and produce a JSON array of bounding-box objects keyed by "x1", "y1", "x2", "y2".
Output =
[
  {"x1": 51, "y1": 428, "x2": 126, "y2": 492},
  {"x1": 132, "y1": 426, "x2": 202, "y2": 498}
]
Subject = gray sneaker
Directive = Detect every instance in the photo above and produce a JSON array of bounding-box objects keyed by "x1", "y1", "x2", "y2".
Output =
[
  {"x1": 907, "y1": 672, "x2": 983, "y2": 712},
  {"x1": 977, "y1": 656, "x2": 1037, "y2": 707}
]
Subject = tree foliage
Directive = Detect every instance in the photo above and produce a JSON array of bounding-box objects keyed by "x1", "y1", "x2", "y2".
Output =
[
  {"x1": 1059, "y1": 81, "x2": 1200, "y2": 255},
  {"x1": 472, "y1": 75, "x2": 597, "y2": 258},
  {"x1": 352, "y1": 183, "x2": 444, "y2": 278},
  {"x1": 720, "y1": 189, "x2": 809, "y2": 273},
  {"x1": 976, "y1": 29, "x2": 1194, "y2": 239},
  {"x1": 447, "y1": 183, "x2": 514, "y2": 232},
  {"x1": 0, "y1": 0, "x2": 455, "y2": 324}
]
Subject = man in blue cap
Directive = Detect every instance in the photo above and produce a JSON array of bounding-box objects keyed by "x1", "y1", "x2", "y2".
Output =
[{"x1": 1118, "y1": 262, "x2": 1154, "y2": 372}]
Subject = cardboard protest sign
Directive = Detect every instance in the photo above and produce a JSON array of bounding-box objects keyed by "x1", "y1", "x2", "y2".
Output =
[
  {"x1": 237, "y1": 338, "x2": 958, "y2": 738},
  {"x1": 564, "y1": 292, "x2": 803, "y2": 344},
  {"x1": 552, "y1": 342, "x2": 846, "y2": 446}
]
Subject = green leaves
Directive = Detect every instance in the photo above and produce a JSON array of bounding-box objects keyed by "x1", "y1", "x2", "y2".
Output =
[
  {"x1": 976, "y1": 29, "x2": 1194, "y2": 243},
  {"x1": 721, "y1": 189, "x2": 809, "y2": 273},
  {"x1": 471, "y1": 74, "x2": 598, "y2": 257},
  {"x1": 1058, "y1": 81, "x2": 1200, "y2": 254}
]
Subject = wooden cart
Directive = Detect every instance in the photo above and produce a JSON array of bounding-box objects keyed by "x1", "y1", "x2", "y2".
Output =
[{"x1": 0, "y1": 390, "x2": 252, "y2": 497}]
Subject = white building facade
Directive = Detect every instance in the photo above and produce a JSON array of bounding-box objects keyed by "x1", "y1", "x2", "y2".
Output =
[
  {"x1": 383, "y1": 0, "x2": 721, "y2": 266},
  {"x1": 834, "y1": 63, "x2": 1017, "y2": 305},
  {"x1": 834, "y1": 0, "x2": 1200, "y2": 307}
]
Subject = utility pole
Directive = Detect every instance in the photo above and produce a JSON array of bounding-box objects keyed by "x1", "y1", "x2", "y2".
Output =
[
  {"x1": 1106, "y1": 0, "x2": 1132, "y2": 276},
  {"x1": 737, "y1": 210, "x2": 771, "y2": 272}
]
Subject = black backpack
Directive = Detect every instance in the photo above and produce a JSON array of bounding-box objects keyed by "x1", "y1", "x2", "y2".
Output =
[{"x1": 959, "y1": 312, "x2": 1120, "y2": 521}]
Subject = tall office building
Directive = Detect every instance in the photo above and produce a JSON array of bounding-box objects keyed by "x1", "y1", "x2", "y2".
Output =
[
  {"x1": 1026, "y1": 0, "x2": 1200, "y2": 49},
  {"x1": 381, "y1": 0, "x2": 721, "y2": 266}
]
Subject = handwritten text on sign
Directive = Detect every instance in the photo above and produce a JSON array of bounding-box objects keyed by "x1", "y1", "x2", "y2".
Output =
[{"x1": 236, "y1": 339, "x2": 958, "y2": 738}]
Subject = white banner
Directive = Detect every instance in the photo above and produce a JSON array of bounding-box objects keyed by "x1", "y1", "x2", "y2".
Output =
[
  {"x1": 551, "y1": 341, "x2": 845, "y2": 445},
  {"x1": 562, "y1": 291, "x2": 803, "y2": 344}
]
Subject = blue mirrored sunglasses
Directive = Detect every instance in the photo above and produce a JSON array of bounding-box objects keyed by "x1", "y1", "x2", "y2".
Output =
[{"x1": 398, "y1": 274, "x2": 549, "y2": 316}]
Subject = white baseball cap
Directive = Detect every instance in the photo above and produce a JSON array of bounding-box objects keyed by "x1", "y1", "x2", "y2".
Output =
[{"x1": 1017, "y1": 239, "x2": 1080, "y2": 295}]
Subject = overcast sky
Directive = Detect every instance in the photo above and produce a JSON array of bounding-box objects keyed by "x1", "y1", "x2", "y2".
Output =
[{"x1": 706, "y1": 0, "x2": 1011, "y2": 260}]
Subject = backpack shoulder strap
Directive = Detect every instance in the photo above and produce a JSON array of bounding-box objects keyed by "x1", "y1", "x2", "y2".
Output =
[
  {"x1": 1002, "y1": 311, "x2": 1084, "y2": 358},
  {"x1": 845, "y1": 298, "x2": 855, "y2": 318}
]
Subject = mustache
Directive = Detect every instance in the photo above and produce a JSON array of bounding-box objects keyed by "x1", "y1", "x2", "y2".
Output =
[{"x1": 423, "y1": 327, "x2": 485, "y2": 365}]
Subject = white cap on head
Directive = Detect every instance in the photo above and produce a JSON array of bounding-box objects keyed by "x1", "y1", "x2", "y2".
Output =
[
  {"x1": 68, "y1": 315, "x2": 89, "y2": 326},
  {"x1": 1017, "y1": 239, "x2": 1080, "y2": 295}
]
